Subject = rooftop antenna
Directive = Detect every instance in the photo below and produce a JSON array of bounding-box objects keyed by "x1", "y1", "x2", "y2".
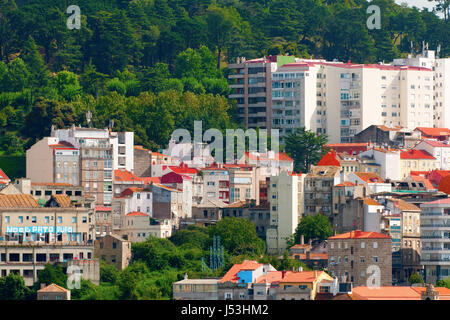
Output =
[{"x1": 86, "y1": 111, "x2": 92, "y2": 128}]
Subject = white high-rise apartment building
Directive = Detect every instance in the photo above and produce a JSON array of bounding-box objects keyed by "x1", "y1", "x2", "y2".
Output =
[
  {"x1": 229, "y1": 54, "x2": 442, "y2": 144},
  {"x1": 393, "y1": 48, "x2": 450, "y2": 129}
]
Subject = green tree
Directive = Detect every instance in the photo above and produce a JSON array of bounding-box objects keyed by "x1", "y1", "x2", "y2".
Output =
[
  {"x1": 436, "y1": 278, "x2": 450, "y2": 288},
  {"x1": 210, "y1": 217, "x2": 266, "y2": 256},
  {"x1": 409, "y1": 272, "x2": 424, "y2": 285},
  {"x1": 293, "y1": 214, "x2": 333, "y2": 244},
  {"x1": 100, "y1": 260, "x2": 120, "y2": 283},
  {"x1": 33, "y1": 263, "x2": 68, "y2": 291},
  {"x1": 0, "y1": 273, "x2": 33, "y2": 300},
  {"x1": 284, "y1": 127, "x2": 328, "y2": 173}
]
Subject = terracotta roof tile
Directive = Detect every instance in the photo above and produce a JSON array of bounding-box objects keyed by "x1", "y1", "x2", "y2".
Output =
[
  {"x1": 0, "y1": 194, "x2": 40, "y2": 208},
  {"x1": 415, "y1": 127, "x2": 450, "y2": 138},
  {"x1": 220, "y1": 260, "x2": 262, "y2": 283},
  {"x1": 278, "y1": 271, "x2": 325, "y2": 283},
  {"x1": 126, "y1": 211, "x2": 149, "y2": 217},
  {"x1": 51, "y1": 194, "x2": 72, "y2": 207},
  {"x1": 400, "y1": 149, "x2": 435, "y2": 160},
  {"x1": 354, "y1": 172, "x2": 385, "y2": 183},
  {"x1": 37, "y1": 283, "x2": 69, "y2": 293},
  {"x1": 329, "y1": 230, "x2": 391, "y2": 240},
  {"x1": 317, "y1": 150, "x2": 341, "y2": 167},
  {"x1": 363, "y1": 197, "x2": 383, "y2": 206}
]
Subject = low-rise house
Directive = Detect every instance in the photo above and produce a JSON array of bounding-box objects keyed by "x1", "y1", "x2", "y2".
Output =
[
  {"x1": 95, "y1": 206, "x2": 113, "y2": 238},
  {"x1": 94, "y1": 234, "x2": 131, "y2": 270},
  {"x1": 37, "y1": 283, "x2": 70, "y2": 300},
  {"x1": 328, "y1": 230, "x2": 392, "y2": 287},
  {"x1": 400, "y1": 149, "x2": 437, "y2": 179},
  {"x1": 173, "y1": 275, "x2": 220, "y2": 300},
  {"x1": 415, "y1": 140, "x2": 450, "y2": 170},
  {"x1": 120, "y1": 212, "x2": 173, "y2": 242}
]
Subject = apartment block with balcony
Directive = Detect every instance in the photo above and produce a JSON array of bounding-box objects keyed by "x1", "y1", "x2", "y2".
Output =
[
  {"x1": 421, "y1": 198, "x2": 450, "y2": 284},
  {"x1": 0, "y1": 194, "x2": 96, "y2": 286}
]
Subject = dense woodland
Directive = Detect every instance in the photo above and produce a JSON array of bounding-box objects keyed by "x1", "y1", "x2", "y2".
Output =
[{"x1": 0, "y1": 0, "x2": 448, "y2": 155}]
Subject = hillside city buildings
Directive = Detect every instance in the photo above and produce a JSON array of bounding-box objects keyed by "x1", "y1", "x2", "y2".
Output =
[{"x1": 1, "y1": 47, "x2": 450, "y2": 300}]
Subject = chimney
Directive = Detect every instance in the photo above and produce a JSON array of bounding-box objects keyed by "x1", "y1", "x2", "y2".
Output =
[
  {"x1": 40, "y1": 283, "x2": 46, "y2": 289},
  {"x1": 282, "y1": 271, "x2": 286, "y2": 279},
  {"x1": 314, "y1": 270, "x2": 318, "y2": 278},
  {"x1": 301, "y1": 234, "x2": 304, "y2": 245},
  {"x1": 306, "y1": 251, "x2": 311, "y2": 260}
]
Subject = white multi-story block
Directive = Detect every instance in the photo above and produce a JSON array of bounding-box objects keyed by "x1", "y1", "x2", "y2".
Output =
[
  {"x1": 266, "y1": 171, "x2": 304, "y2": 255},
  {"x1": 394, "y1": 48, "x2": 450, "y2": 129}
]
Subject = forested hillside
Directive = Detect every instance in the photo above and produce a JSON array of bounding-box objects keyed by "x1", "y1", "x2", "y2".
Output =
[{"x1": 0, "y1": 0, "x2": 448, "y2": 154}]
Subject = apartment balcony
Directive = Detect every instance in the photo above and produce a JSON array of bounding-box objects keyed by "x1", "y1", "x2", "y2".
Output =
[
  {"x1": 248, "y1": 112, "x2": 267, "y2": 118},
  {"x1": 248, "y1": 91, "x2": 267, "y2": 98},
  {"x1": 229, "y1": 93, "x2": 245, "y2": 99},
  {"x1": 421, "y1": 247, "x2": 450, "y2": 253},
  {"x1": 421, "y1": 224, "x2": 450, "y2": 231},
  {"x1": 229, "y1": 83, "x2": 245, "y2": 88},
  {"x1": 228, "y1": 73, "x2": 245, "y2": 79}
]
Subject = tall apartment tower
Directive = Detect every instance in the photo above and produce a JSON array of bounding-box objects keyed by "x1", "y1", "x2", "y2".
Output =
[
  {"x1": 393, "y1": 48, "x2": 450, "y2": 129},
  {"x1": 228, "y1": 55, "x2": 296, "y2": 132},
  {"x1": 266, "y1": 171, "x2": 304, "y2": 255}
]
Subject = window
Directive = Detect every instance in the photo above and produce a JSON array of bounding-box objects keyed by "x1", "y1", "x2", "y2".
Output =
[
  {"x1": 373, "y1": 242, "x2": 378, "y2": 249},
  {"x1": 373, "y1": 256, "x2": 378, "y2": 263},
  {"x1": 82, "y1": 217, "x2": 87, "y2": 223},
  {"x1": 72, "y1": 217, "x2": 77, "y2": 223},
  {"x1": 361, "y1": 242, "x2": 365, "y2": 249},
  {"x1": 31, "y1": 216, "x2": 36, "y2": 223},
  {"x1": 4, "y1": 216, "x2": 9, "y2": 223},
  {"x1": 19, "y1": 216, "x2": 23, "y2": 223}
]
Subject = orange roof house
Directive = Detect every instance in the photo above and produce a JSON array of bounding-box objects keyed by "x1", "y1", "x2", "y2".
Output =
[
  {"x1": 220, "y1": 260, "x2": 263, "y2": 283},
  {"x1": 438, "y1": 175, "x2": 450, "y2": 195},
  {"x1": 317, "y1": 150, "x2": 341, "y2": 167},
  {"x1": 329, "y1": 230, "x2": 391, "y2": 240},
  {"x1": 400, "y1": 149, "x2": 436, "y2": 160}
]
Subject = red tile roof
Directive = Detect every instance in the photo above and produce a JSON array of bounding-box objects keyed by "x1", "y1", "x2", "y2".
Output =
[
  {"x1": 95, "y1": 206, "x2": 112, "y2": 212},
  {"x1": 126, "y1": 211, "x2": 149, "y2": 217},
  {"x1": 335, "y1": 182, "x2": 355, "y2": 187},
  {"x1": 354, "y1": 172, "x2": 385, "y2": 183},
  {"x1": 317, "y1": 150, "x2": 341, "y2": 167},
  {"x1": 0, "y1": 169, "x2": 9, "y2": 181},
  {"x1": 220, "y1": 260, "x2": 262, "y2": 283},
  {"x1": 410, "y1": 175, "x2": 435, "y2": 190},
  {"x1": 245, "y1": 152, "x2": 293, "y2": 162},
  {"x1": 114, "y1": 169, "x2": 143, "y2": 182},
  {"x1": 329, "y1": 230, "x2": 391, "y2": 240},
  {"x1": 363, "y1": 198, "x2": 382, "y2": 206},
  {"x1": 169, "y1": 165, "x2": 198, "y2": 175},
  {"x1": 255, "y1": 271, "x2": 284, "y2": 284},
  {"x1": 415, "y1": 127, "x2": 450, "y2": 138},
  {"x1": 421, "y1": 140, "x2": 450, "y2": 148},
  {"x1": 423, "y1": 198, "x2": 450, "y2": 205},
  {"x1": 139, "y1": 177, "x2": 161, "y2": 184},
  {"x1": 352, "y1": 286, "x2": 450, "y2": 300},
  {"x1": 400, "y1": 149, "x2": 435, "y2": 160},
  {"x1": 278, "y1": 271, "x2": 325, "y2": 283}
]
